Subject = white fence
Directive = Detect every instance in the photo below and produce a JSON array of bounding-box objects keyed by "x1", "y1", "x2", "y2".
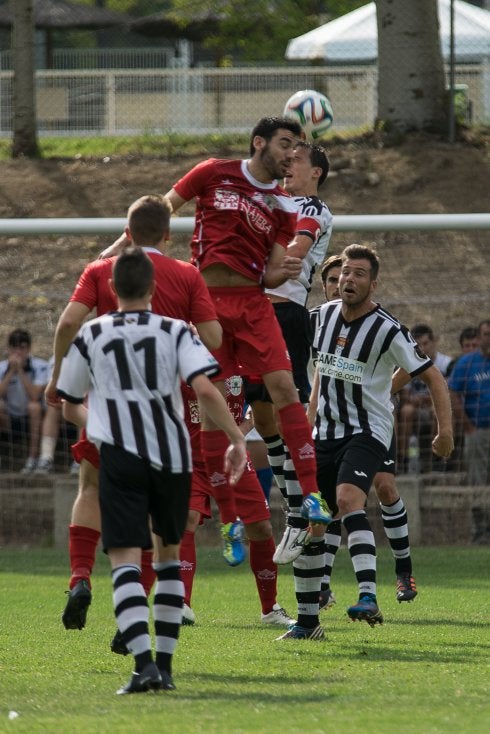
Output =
[
  {"x1": 0, "y1": 63, "x2": 488, "y2": 137},
  {"x1": 1, "y1": 213, "x2": 490, "y2": 237}
]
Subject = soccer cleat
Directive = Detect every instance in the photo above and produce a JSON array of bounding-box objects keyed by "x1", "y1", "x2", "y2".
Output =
[
  {"x1": 273, "y1": 525, "x2": 311, "y2": 564},
  {"x1": 300, "y1": 492, "x2": 332, "y2": 525},
  {"x1": 396, "y1": 574, "x2": 418, "y2": 603},
  {"x1": 62, "y1": 579, "x2": 92, "y2": 630},
  {"x1": 159, "y1": 670, "x2": 176, "y2": 691},
  {"x1": 182, "y1": 603, "x2": 196, "y2": 626},
  {"x1": 34, "y1": 457, "x2": 54, "y2": 475},
  {"x1": 221, "y1": 520, "x2": 246, "y2": 567},
  {"x1": 275, "y1": 623, "x2": 325, "y2": 641},
  {"x1": 110, "y1": 629, "x2": 129, "y2": 656},
  {"x1": 116, "y1": 662, "x2": 162, "y2": 695},
  {"x1": 20, "y1": 457, "x2": 37, "y2": 475},
  {"x1": 319, "y1": 586, "x2": 336, "y2": 611},
  {"x1": 347, "y1": 596, "x2": 383, "y2": 627},
  {"x1": 261, "y1": 603, "x2": 296, "y2": 627}
]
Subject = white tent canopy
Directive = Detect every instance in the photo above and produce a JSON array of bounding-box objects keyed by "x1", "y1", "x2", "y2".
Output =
[{"x1": 285, "y1": 0, "x2": 490, "y2": 64}]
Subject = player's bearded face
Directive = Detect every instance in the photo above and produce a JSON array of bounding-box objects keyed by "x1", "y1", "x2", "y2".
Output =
[{"x1": 260, "y1": 141, "x2": 291, "y2": 180}]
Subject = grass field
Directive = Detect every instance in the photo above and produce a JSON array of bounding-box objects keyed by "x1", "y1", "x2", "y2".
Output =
[{"x1": 1, "y1": 545, "x2": 489, "y2": 734}]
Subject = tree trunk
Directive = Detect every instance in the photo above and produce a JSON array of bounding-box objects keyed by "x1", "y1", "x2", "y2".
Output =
[
  {"x1": 11, "y1": 0, "x2": 39, "y2": 158},
  {"x1": 376, "y1": 0, "x2": 447, "y2": 134}
]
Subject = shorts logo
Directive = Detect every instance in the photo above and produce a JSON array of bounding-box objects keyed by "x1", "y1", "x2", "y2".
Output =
[
  {"x1": 298, "y1": 443, "x2": 315, "y2": 460},
  {"x1": 210, "y1": 471, "x2": 227, "y2": 487},
  {"x1": 225, "y1": 375, "x2": 243, "y2": 397},
  {"x1": 354, "y1": 470, "x2": 367, "y2": 477},
  {"x1": 384, "y1": 459, "x2": 395, "y2": 466},
  {"x1": 188, "y1": 400, "x2": 200, "y2": 423}
]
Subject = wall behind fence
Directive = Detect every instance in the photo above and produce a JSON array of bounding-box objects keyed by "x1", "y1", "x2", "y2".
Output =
[{"x1": 0, "y1": 63, "x2": 488, "y2": 137}]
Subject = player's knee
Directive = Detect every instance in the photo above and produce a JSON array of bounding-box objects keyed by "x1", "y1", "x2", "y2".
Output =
[{"x1": 244, "y1": 519, "x2": 272, "y2": 541}]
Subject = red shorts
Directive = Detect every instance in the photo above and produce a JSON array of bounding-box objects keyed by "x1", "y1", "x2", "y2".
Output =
[
  {"x1": 71, "y1": 428, "x2": 100, "y2": 470},
  {"x1": 190, "y1": 459, "x2": 270, "y2": 525},
  {"x1": 189, "y1": 463, "x2": 212, "y2": 520},
  {"x1": 208, "y1": 286, "x2": 291, "y2": 380}
]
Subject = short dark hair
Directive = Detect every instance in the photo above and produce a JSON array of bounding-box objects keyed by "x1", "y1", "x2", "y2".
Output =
[
  {"x1": 127, "y1": 195, "x2": 171, "y2": 247},
  {"x1": 411, "y1": 323, "x2": 435, "y2": 341},
  {"x1": 320, "y1": 254, "x2": 342, "y2": 284},
  {"x1": 459, "y1": 326, "x2": 478, "y2": 346},
  {"x1": 8, "y1": 329, "x2": 31, "y2": 348},
  {"x1": 293, "y1": 140, "x2": 330, "y2": 186},
  {"x1": 341, "y1": 244, "x2": 379, "y2": 280},
  {"x1": 249, "y1": 116, "x2": 302, "y2": 156},
  {"x1": 478, "y1": 319, "x2": 490, "y2": 335},
  {"x1": 113, "y1": 246, "x2": 154, "y2": 300}
]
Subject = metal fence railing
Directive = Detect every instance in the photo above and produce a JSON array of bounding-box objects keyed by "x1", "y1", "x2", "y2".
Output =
[{"x1": 0, "y1": 63, "x2": 488, "y2": 137}]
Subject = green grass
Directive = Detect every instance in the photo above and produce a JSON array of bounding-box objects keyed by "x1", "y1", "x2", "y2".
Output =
[
  {"x1": 1, "y1": 546, "x2": 489, "y2": 733},
  {"x1": 0, "y1": 133, "x2": 251, "y2": 161}
]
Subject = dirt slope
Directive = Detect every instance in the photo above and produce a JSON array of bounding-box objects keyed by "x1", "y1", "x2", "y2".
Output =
[{"x1": 0, "y1": 130, "x2": 488, "y2": 360}]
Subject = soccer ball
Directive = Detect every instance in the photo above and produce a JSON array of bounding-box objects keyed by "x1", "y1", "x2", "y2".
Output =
[{"x1": 283, "y1": 89, "x2": 333, "y2": 142}]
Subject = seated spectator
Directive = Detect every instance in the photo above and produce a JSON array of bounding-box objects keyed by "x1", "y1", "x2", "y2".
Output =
[
  {"x1": 397, "y1": 323, "x2": 452, "y2": 473},
  {"x1": 448, "y1": 319, "x2": 490, "y2": 486},
  {"x1": 0, "y1": 329, "x2": 48, "y2": 473}
]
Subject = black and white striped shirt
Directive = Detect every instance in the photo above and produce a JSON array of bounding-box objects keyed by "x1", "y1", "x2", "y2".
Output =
[
  {"x1": 313, "y1": 301, "x2": 432, "y2": 448},
  {"x1": 57, "y1": 310, "x2": 220, "y2": 472},
  {"x1": 265, "y1": 195, "x2": 333, "y2": 307}
]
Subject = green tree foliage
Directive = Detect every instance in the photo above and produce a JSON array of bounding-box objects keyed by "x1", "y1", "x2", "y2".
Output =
[{"x1": 164, "y1": 1, "x2": 365, "y2": 63}]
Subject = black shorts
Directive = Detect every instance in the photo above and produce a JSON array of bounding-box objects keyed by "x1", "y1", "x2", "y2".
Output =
[
  {"x1": 379, "y1": 433, "x2": 396, "y2": 475},
  {"x1": 316, "y1": 433, "x2": 387, "y2": 516},
  {"x1": 99, "y1": 443, "x2": 191, "y2": 553},
  {"x1": 244, "y1": 301, "x2": 313, "y2": 405}
]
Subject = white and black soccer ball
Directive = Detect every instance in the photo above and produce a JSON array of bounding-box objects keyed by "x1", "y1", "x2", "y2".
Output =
[{"x1": 283, "y1": 89, "x2": 334, "y2": 142}]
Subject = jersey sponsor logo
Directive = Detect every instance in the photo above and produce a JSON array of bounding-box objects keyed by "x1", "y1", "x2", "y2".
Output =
[
  {"x1": 240, "y1": 197, "x2": 273, "y2": 234},
  {"x1": 214, "y1": 188, "x2": 275, "y2": 235},
  {"x1": 317, "y1": 351, "x2": 365, "y2": 384},
  {"x1": 298, "y1": 442, "x2": 315, "y2": 460},
  {"x1": 214, "y1": 188, "x2": 240, "y2": 210}
]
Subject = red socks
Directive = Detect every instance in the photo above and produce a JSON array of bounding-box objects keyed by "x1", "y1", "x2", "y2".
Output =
[
  {"x1": 179, "y1": 530, "x2": 197, "y2": 606},
  {"x1": 200, "y1": 430, "x2": 238, "y2": 525},
  {"x1": 249, "y1": 537, "x2": 277, "y2": 615},
  {"x1": 68, "y1": 525, "x2": 100, "y2": 589},
  {"x1": 277, "y1": 402, "x2": 318, "y2": 497}
]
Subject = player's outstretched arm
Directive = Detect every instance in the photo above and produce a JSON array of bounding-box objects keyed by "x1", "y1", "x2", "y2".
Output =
[
  {"x1": 191, "y1": 374, "x2": 247, "y2": 485},
  {"x1": 45, "y1": 301, "x2": 91, "y2": 406},
  {"x1": 419, "y1": 365, "x2": 454, "y2": 458}
]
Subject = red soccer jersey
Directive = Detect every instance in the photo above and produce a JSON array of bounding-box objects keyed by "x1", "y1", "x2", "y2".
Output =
[
  {"x1": 70, "y1": 247, "x2": 217, "y2": 324},
  {"x1": 172, "y1": 158, "x2": 297, "y2": 283}
]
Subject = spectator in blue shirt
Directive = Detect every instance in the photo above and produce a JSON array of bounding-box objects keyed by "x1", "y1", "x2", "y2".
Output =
[{"x1": 448, "y1": 319, "x2": 490, "y2": 485}]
